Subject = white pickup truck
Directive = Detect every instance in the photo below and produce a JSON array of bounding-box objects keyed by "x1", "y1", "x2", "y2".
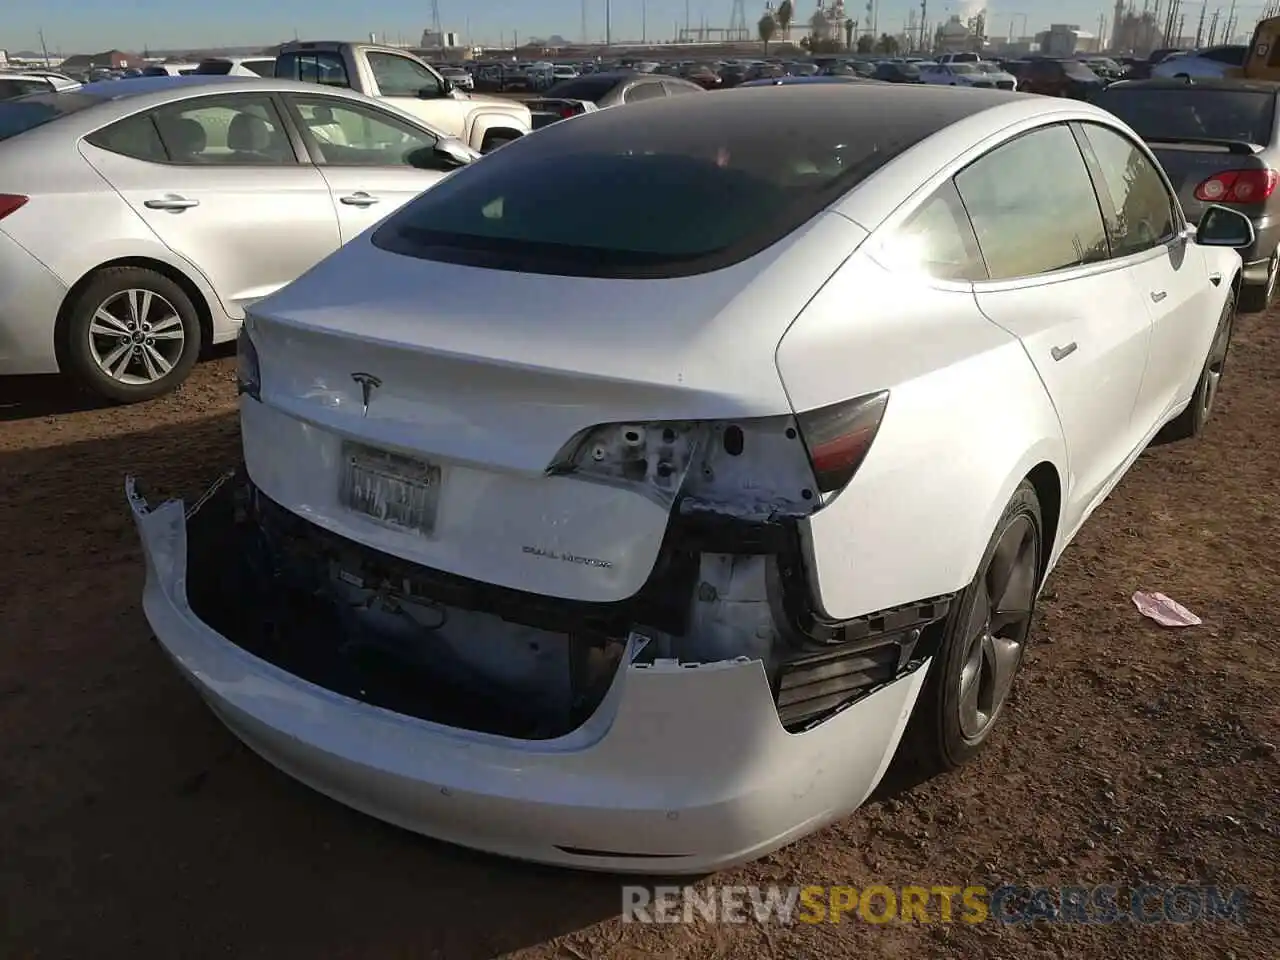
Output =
[{"x1": 274, "y1": 41, "x2": 532, "y2": 153}]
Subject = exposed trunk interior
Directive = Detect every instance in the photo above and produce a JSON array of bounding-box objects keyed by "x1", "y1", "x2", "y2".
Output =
[{"x1": 179, "y1": 473, "x2": 951, "y2": 739}]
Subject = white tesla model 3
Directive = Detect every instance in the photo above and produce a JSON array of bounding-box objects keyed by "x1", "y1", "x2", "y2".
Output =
[{"x1": 130, "y1": 85, "x2": 1252, "y2": 873}]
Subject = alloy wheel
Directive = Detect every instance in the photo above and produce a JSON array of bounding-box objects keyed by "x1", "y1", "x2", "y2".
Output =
[
  {"x1": 956, "y1": 514, "x2": 1038, "y2": 741},
  {"x1": 87, "y1": 288, "x2": 185, "y2": 385},
  {"x1": 1200, "y1": 309, "x2": 1234, "y2": 419}
]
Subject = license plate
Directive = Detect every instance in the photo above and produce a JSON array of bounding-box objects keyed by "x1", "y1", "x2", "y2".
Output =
[{"x1": 339, "y1": 442, "x2": 441, "y2": 535}]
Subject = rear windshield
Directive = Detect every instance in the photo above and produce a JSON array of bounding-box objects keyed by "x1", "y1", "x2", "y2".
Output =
[
  {"x1": 1062, "y1": 60, "x2": 1099, "y2": 79},
  {"x1": 194, "y1": 60, "x2": 233, "y2": 75},
  {"x1": 1097, "y1": 88, "x2": 1276, "y2": 144},
  {"x1": 545, "y1": 75, "x2": 624, "y2": 101},
  {"x1": 372, "y1": 89, "x2": 927, "y2": 278},
  {"x1": 0, "y1": 92, "x2": 99, "y2": 142}
]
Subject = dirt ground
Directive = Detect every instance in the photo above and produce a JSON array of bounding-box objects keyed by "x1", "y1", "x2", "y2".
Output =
[{"x1": 1, "y1": 316, "x2": 1277, "y2": 960}]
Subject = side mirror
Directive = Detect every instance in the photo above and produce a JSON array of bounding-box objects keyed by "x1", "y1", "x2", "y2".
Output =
[
  {"x1": 440, "y1": 77, "x2": 454, "y2": 94},
  {"x1": 430, "y1": 137, "x2": 476, "y2": 169},
  {"x1": 1196, "y1": 204, "x2": 1256, "y2": 248}
]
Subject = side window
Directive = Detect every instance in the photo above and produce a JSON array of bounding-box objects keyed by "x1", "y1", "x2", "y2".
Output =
[
  {"x1": 277, "y1": 51, "x2": 350, "y2": 88},
  {"x1": 243, "y1": 59, "x2": 276, "y2": 77},
  {"x1": 624, "y1": 82, "x2": 667, "y2": 103},
  {"x1": 955, "y1": 124, "x2": 1110, "y2": 280},
  {"x1": 878, "y1": 181, "x2": 987, "y2": 281},
  {"x1": 1078, "y1": 123, "x2": 1176, "y2": 258},
  {"x1": 662, "y1": 80, "x2": 699, "y2": 96},
  {"x1": 293, "y1": 97, "x2": 438, "y2": 167},
  {"x1": 151, "y1": 95, "x2": 295, "y2": 165},
  {"x1": 368, "y1": 53, "x2": 442, "y2": 98},
  {"x1": 84, "y1": 112, "x2": 168, "y2": 162}
]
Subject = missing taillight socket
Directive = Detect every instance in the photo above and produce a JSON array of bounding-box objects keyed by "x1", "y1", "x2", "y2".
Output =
[{"x1": 723, "y1": 425, "x2": 745, "y2": 456}]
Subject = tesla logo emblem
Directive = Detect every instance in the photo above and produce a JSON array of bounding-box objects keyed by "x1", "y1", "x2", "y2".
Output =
[{"x1": 351, "y1": 372, "x2": 382, "y2": 417}]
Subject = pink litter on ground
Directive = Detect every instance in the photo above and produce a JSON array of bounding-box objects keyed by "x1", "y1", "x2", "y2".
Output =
[{"x1": 1132, "y1": 591, "x2": 1202, "y2": 627}]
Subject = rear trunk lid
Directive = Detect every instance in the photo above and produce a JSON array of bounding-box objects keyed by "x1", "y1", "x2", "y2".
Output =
[{"x1": 243, "y1": 212, "x2": 866, "y2": 602}]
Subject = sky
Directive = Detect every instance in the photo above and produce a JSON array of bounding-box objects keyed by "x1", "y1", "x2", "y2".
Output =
[{"x1": 3, "y1": 0, "x2": 1274, "y2": 55}]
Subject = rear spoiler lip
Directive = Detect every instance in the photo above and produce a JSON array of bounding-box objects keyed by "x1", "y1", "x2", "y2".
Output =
[{"x1": 1144, "y1": 136, "x2": 1263, "y2": 155}]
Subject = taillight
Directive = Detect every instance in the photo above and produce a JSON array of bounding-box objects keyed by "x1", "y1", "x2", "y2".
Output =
[
  {"x1": 559, "y1": 106, "x2": 578, "y2": 118},
  {"x1": 0, "y1": 194, "x2": 29, "y2": 221},
  {"x1": 794, "y1": 391, "x2": 889, "y2": 495},
  {"x1": 1194, "y1": 169, "x2": 1279, "y2": 204},
  {"x1": 235, "y1": 324, "x2": 260, "y2": 400}
]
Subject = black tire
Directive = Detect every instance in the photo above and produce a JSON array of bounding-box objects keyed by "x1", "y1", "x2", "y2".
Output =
[
  {"x1": 902, "y1": 481, "x2": 1043, "y2": 776},
  {"x1": 1238, "y1": 250, "x2": 1277, "y2": 313},
  {"x1": 1157, "y1": 291, "x2": 1235, "y2": 443},
  {"x1": 62, "y1": 266, "x2": 201, "y2": 403}
]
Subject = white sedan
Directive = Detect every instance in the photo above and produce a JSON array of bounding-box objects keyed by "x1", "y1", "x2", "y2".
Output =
[
  {"x1": 919, "y1": 62, "x2": 994, "y2": 86},
  {"x1": 0, "y1": 75, "x2": 475, "y2": 402},
  {"x1": 130, "y1": 84, "x2": 1250, "y2": 873},
  {"x1": 1151, "y1": 44, "x2": 1247, "y2": 79}
]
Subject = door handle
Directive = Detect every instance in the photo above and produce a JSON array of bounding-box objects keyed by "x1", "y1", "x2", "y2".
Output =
[
  {"x1": 1150, "y1": 290, "x2": 1168, "y2": 302},
  {"x1": 143, "y1": 194, "x2": 199, "y2": 211},
  {"x1": 1051, "y1": 342, "x2": 1077, "y2": 362},
  {"x1": 340, "y1": 192, "x2": 380, "y2": 207}
]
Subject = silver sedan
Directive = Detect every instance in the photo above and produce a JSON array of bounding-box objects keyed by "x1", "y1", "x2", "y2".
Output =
[{"x1": 0, "y1": 75, "x2": 476, "y2": 402}]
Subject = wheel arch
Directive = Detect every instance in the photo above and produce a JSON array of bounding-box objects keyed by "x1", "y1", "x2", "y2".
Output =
[
  {"x1": 55, "y1": 257, "x2": 216, "y2": 370},
  {"x1": 1024, "y1": 460, "x2": 1063, "y2": 586}
]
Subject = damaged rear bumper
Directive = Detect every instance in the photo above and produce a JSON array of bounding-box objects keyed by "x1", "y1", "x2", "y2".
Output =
[{"x1": 127, "y1": 477, "x2": 930, "y2": 874}]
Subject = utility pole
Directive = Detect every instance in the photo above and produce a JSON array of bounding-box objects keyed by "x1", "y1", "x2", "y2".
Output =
[
  {"x1": 1194, "y1": 2, "x2": 1206, "y2": 45},
  {"x1": 1208, "y1": 7, "x2": 1220, "y2": 45},
  {"x1": 685, "y1": 0, "x2": 690, "y2": 43},
  {"x1": 1224, "y1": 0, "x2": 1237, "y2": 42},
  {"x1": 642, "y1": 0, "x2": 647, "y2": 42},
  {"x1": 920, "y1": 0, "x2": 928, "y2": 52},
  {"x1": 38, "y1": 27, "x2": 50, "y2": 67},
  {"x1": 581, "y1": 0, "x2": 588, "y2": 43},
  {"x1": 605, "y1": 0, "x2": 611, "y2": 48},
  {"x1": 1177, "y1": 11, "x2": 1185, "y2": 42}
]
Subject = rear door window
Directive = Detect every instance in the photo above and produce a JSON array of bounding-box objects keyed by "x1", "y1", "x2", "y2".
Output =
[
  {"x1": 276, "y1": 51, "x2": 351, "y2": 88},
  {"x1": 149, "y1": 94, "x2": 296, "y2": 165},
  {"x1": 955, "y1": 124, "x2": 1110, "y2": 279}
]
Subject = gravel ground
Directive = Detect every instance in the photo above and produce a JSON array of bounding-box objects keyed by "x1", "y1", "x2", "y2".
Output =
[{"x1": 1, "y1": 315, "x2": 1276, "y2": 959}]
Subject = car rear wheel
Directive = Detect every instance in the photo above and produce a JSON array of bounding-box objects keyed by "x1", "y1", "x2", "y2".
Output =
[
  {"x1": 62, "y1": 266, "x2": 201, "y2": 403},
  {"x1": 1157, "y1": 291, "x2": 1235, "y2": 442},
  {"x1": 903, "y1": 481, "x2": 1042, "y2": 775}
]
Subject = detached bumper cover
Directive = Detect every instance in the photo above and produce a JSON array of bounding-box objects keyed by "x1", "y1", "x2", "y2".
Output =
[{"x1": 128, "y1": 479, "x2": 929, "y2": 874}]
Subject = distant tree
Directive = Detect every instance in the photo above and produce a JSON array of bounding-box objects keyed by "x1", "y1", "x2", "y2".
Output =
[
  {"x1": 809, "y1": 9, "x2": 831, "y2": 41},
  {"x1": 758, "y1": 13, "x2": 778, "y2": 53},
  {"x1": 875, "y1": 33, "x2": 900, "y2": 54},
  {"x1": 777, "y1": 1, "x2": 794, "y2": 39},
  {"x1": 845, "y1": 18, "x2": 855, "y2": 49},
  {"x1": 856, "y1": 34, "x2": 875, "y2": 53}
]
